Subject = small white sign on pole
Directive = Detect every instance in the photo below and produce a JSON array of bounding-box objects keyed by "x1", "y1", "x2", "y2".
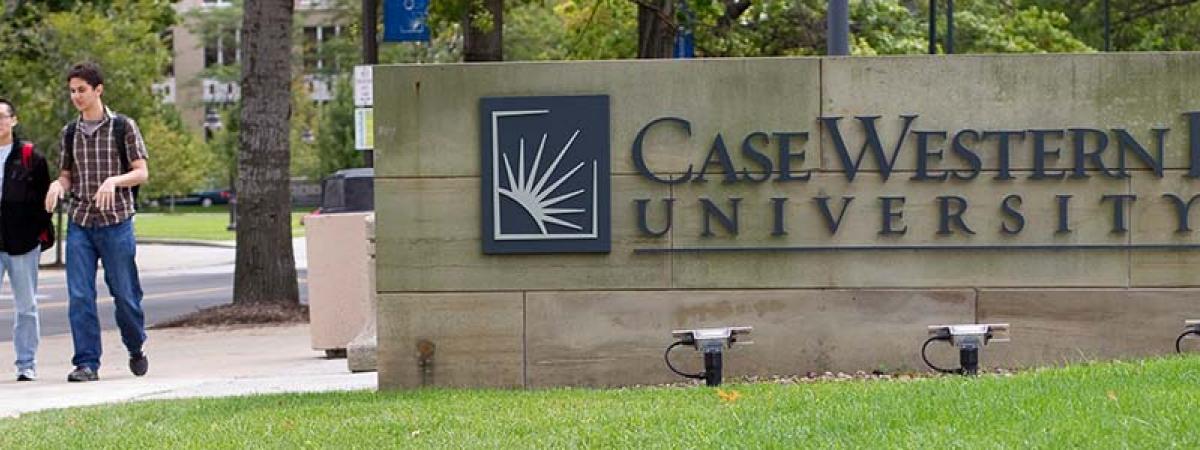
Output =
[
  {"x1": 355, "y1": 108, "x2": 374, "y2": 150},
  {"x1": 353, "y1": 65, "x2": 373, "y2": 107}
]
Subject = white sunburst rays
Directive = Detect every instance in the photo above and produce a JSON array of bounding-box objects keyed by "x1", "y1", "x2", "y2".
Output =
[{"x1": 498, "y1": 130, "x2": 588, "y2": 234}]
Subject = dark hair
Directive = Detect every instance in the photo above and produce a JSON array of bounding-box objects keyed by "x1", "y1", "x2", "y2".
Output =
[
  {"x1": 0, "y1": 98, "x2": 14, "y2": 117},
  {"x1": 67, "y1": 62, "x2": 105, "y2": 88}
]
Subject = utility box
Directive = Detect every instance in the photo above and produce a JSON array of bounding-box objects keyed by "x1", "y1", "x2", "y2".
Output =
[{"x1": 305, "y1": 212, "x2": 375, "y2": 357}]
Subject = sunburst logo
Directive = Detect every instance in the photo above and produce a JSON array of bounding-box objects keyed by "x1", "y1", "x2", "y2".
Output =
[{"x1": 481, "y1": 96, "x2": 610, "y2": 254}]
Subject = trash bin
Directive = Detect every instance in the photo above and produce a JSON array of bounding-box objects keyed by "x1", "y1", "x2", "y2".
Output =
[
  {"x1": 306, "y1": 168, "x2": 375, "y2": 358},
  {"x1": 318, "y1": 168, "x2": 374, "y2": 214}
]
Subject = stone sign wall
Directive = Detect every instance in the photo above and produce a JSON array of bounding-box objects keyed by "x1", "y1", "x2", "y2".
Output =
[{"x1": 375, "y1": 53, "x2": 1200, "y2": 388}]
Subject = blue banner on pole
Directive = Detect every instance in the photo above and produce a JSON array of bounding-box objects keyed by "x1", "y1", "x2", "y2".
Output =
[
  {"x1": 673, "y1": 29, "x2": 694, "y2": 59},
  {"x1": 384, "y1": 0, "x2": 430, "y2": 42},
  {"x1": 673, "y1": 0, "x2": 695, "y2": 58}
]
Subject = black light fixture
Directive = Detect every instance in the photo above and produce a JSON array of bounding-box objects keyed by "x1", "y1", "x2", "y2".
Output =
[
  {"x1": 922, "y1": 323, "x2": 1010, "y2": 375},
  {"x1": 665, "y1": 327, "x2": 752, "y2": 386},
  {"x1": 203, "y1": 107, "x2": 223, "y2": 142},
  {"x1": 1176, "y1": 320, "x2": 1200, "y2": 353},
  {"x1": 203, "y1": 108, "x2": 223, "y2": 131}
]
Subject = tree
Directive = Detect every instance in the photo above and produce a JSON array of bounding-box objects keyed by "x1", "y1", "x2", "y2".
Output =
[
  {"x1": 0, "y1": 0, "x2": 207, "y2": 197},
  {"x1": 1023, "y1": 0, "x2": 1200, "y2": 51},
  {"x1": 235, "y1": 0, "x2": 299, "y2": 307},
  {"x1": 636, "y1": 0, "x2": 675, "y2": 57},
  {"x1": 465, "y1": 0, "x2": 505, "y2": 60}
]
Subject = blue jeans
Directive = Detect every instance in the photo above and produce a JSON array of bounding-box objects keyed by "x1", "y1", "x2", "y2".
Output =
[
  {"x1": 1, "y1": 248, "x2": 40, "y2": 371},
  {"x1": 67, "y1": 220, "x2": 145, "y2": 370}
]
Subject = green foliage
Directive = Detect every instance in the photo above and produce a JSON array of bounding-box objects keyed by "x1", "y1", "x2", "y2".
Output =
[
  {"x1": 506, "y1": 0, "x2": 639, "y2": 60},
  {"x1": 0, "y1": 0, "x2": 207, "y2": 198},
  {"x1": 1020, "y1": 1, "x2": 1200, "y2": 52},
  {"x1": 311, "y1": 75, "x2": 361, "y2": 180},
  {"x1": 3, "y1": 357, "x2": 1200, "y2": 447},
  {"x1": 137, "y1": 112, "x2": 213, "y2": 199},
  {"x1": 851, "y1": 0, "x2": 928, "y2": 55},
  {"x1": 290, "y1": 77, "x2": 321, "y2": 177},
  {"x1": 205, "y1": 103, "x2": 241, "y2": 191},
  {"x1": 938, "y1": 1, "x2": 1092, "y2": 53}
]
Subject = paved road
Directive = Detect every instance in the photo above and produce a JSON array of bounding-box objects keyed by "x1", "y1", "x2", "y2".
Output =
[{"x1": 0, "y1": 267, "x2": 309, "y2": 341}]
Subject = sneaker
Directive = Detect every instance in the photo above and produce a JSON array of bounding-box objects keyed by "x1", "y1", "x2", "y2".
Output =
[
  {"x1": 129, "y1": 353, "x2": 148, "y2": 377},
  {"x1": 67, "y1": 366, "x2": 98, "y2": 382},
  {"x1": 16, "y1": 368, "x2": 36, "y2": 382}
]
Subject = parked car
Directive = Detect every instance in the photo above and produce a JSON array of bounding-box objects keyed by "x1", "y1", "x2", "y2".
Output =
[{"x1": 149, "y1": 189, "x2": 233, "y2": 208}]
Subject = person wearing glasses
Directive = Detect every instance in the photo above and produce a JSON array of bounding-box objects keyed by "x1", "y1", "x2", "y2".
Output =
[{"x1": 0, "y1": 97, "x2": 52, "y2": 381}]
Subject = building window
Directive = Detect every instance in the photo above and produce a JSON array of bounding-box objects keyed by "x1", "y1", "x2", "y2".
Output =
[
  {"x1": 204, "y1": 27, "x2": 240, "y2": 68},
  {"x1": 303, "y1": 26, "x2": 340, "y2": 72},
  {"x1": 162, "y1": 30, "x2": 175, "y2": 77}
]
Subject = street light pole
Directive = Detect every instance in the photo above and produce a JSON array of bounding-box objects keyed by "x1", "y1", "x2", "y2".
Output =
[
  {"x1": 945, "y1": 0, "x2": 954, "y2": 54},
  {"x1": 1103, "y1": 0, "x2": 1111, "y2": 51},
  {"x1": 827, "y1": 0, "x2": 849, "y2": 56},
  {"x1": 362, "y1": 0, "x2": 377, "y2": 168},
  {"x1": 928, "y1": 0, "x2": 937, "y2": 54}
]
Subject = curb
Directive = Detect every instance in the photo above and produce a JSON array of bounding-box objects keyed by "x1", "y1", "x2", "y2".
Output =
[{"x1": 136, "y1": 238, "x2": 237, "y2": 248}]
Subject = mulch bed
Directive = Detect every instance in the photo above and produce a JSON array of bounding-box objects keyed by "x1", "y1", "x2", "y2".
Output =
[{"x1": 150, "y1": 303, "x2": 309, "y2": 329}]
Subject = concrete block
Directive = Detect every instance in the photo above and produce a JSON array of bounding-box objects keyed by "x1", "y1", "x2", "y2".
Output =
[
  {"x1": 1130, "y1": 170, "x2": 1200, "y2": 286},
  {"x1": 525, "y1": 289, "x2": 974, "y2": 387},
  {"x1": 374, "y1": 58, "x2": 822, "y2": 179},
  {"x1": 667, "y1": 171, "x2": 1130, "y2": 288},
  {"x1": 977, "y1": 289, "x2": 1200, "y2": 366},
  {"x1": 375, "y1": 176, "x2": 672, "y2": 292},
  {"x1": 377, "y1": 292, "x2": 524, "y2": 389},
  {"x1": 820, "y1": 53, "x2": 1200, "y2": 174},
  {"x1": 305, "y1": 212, "x2": 373, "y2": 351}
]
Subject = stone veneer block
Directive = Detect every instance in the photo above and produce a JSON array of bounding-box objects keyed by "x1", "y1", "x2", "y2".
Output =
[
  {"x1": 976, "y1": 289, "x2": 1200, "y2": 366},
  {"x1": 1130, "y1": 170, "x2": 1200, "y2": 287},
  {"x1": 821, "y1": 53, "x2": 1200, "y2": 173},
  {"x1": 373, "y1": 58, "x2": 822, "y2": 179},
  {"x1": 375, "y1": 176, "x2": 672, "y2": 292},
  {"x1": 667, "y1": 172, "x2": 1130, "y2": 288},
  {"x1": 525, "y1": 289, "x2": 974, "y2": 387},
  {"x1": 377, "y1": 292, "x2": 524, "y2": 389}
]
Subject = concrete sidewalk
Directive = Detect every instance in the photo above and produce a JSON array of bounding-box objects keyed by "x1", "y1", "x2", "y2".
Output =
[
  {"x1": 0, "y1": 324, "x2": 375, "y2": 418},
  {"x1": 1, "y1": 238, "x2": 361, "y2": 418}
]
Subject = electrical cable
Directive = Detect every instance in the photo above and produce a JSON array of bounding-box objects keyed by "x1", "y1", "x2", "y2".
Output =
[
  {"x1": 664, "y1": 341, "x2": 704, "y2": 380},
  {"x1": 1176, "y1": 330, "x2": 1200, "y2": 353},
  {"x1": 921, "y1": 336, "x2": 960, "y2": 374}
]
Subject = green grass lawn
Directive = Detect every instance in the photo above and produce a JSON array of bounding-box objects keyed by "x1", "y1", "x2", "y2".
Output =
[
  {"x1": 133, "y1": 211, "x2": 307, "y2": 241},
  {"x1": 3, "y1": 357, "x2": 1199, "y2": 448}
]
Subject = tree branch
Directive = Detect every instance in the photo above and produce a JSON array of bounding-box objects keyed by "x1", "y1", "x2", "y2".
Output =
[
  {"x1": 628, "y1": 0, "x2": 675, "y2": 28},
  {"x1": 1118, "y1": 0, "x2": 1200, "y2": 25}
]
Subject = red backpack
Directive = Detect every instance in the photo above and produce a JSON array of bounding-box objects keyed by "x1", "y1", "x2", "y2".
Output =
[{"x1": 18, "y1": 142, "x2": 55, "y2": 252}]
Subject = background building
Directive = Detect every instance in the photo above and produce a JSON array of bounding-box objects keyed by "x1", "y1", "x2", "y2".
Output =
[{"x1": 165, "y1": 0, "x2": 344, "y2": 137}]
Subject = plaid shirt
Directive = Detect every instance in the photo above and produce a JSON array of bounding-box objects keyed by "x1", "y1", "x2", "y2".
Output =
[{"x1": 58, "y1": 108, "x2": 149, "y2": 227}]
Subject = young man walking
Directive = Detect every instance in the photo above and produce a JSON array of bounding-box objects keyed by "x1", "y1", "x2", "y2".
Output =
[
  {"x1": 0, "y1": 98, "x2": 52, "y2": 381},
  {"x1": 44, "y1": 62, "x2": 150, "y2": 382}
]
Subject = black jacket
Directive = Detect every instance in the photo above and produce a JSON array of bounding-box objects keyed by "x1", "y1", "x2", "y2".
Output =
[{"x1": 1, "y1": 134, "x2": 52, "y2": 254}]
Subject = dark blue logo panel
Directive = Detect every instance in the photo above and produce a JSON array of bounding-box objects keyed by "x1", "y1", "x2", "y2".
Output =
[{"x1": 481, "y1": 96, "x2": 611, "y2": 254}]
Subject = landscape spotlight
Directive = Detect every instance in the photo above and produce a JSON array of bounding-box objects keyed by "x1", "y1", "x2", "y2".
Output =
[
  {"x1": 923, "y1": 323, "x2": 1010, "y2": 376},
  {"x1": 1176, "y1": 320, "x2": 1200, "y2": 353},
  {"x1": 665, "y1": 327, "x2": 752, "y2": 386}
]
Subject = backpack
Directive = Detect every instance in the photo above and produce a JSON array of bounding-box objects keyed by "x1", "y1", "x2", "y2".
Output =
[
  {"x1": 63, "y1": 114, "x2": 139, "y2": 203},
  {"x1": 19, "y1": 142, "x2": 55, "y2": 252}
]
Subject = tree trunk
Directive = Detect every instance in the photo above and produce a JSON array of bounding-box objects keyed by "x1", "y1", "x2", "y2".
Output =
[
  {"x1": 637, "y1": 0, "x2": 675, "y2": 58},
  {"x1": 463, "y1": 0, "x2": 503, "y2": 61},
  {"x1": 235, "y1": 0, "x2": 298, "y2": 306}
]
